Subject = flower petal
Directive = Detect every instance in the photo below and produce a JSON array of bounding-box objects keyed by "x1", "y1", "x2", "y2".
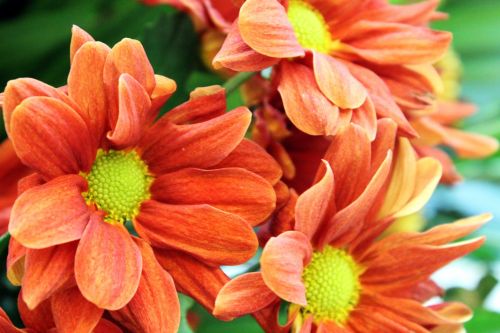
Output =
[
  {"x1": 155, "y1": 249, "x2": 229, "y2": 312},
  {"x1": 313, "y1": 52, "x2": 367, "y2": 109},
  {"x1": 352, "y1": 97, "x2": 377, "y2": 142},
  {"x1": 214, "y1": 272, "x2": 278, "y2": 320},
  {"x1": 70, "y1": 25, "x2": 95, "y2": 63},
  {"x1": 111, "y1": 239, "x2": 180, "y2": 333},
  {"x1": 17, "y1": 292, "x2": 54, "y2": 333},
  {"x1": 51, "y1": 287, "x2": 104, "y2": 333},
  {"x1": 442, "y1": 127, "x2": 499, "y2": 159},
  {"x1": 278, "y1": 61, "x2": 339, "y2": 136},
  {"x1": 150, "y1": 74, "x2": 177, "y2": 114},
  {"x1": 261, "y1": 231, "x2": 312, "y2": 305},
  {"x1": 107, "y1": 73, "x2": 152, "y2": 148},
  {"x1": 140, "y1": 107, "x2": 251, "y2": 174},
  {"x1": 6, "y1": 238, "x2": 26, "y2": 286},
  {"x1": 215, "y1": 139, "x2": 282, "y2": 184},
  {"x1": 9, "y1": 175, "x2": 90, "y2": 249},
  {"x1": 9, "y1": 96, "x2": 95, "y2": 179},
  {"x1": 213, "y1": 21, "x2": 280, "y2": 71},
  {"x1": 22, "y1": 242, "x2": 77, "y2": 309},
  {"x1": 238, "y1": 0, "x2": 304, "y2": 58},
  {"x1": 93, "y1": 319, "x2": 124, "y2": 333},
  {"x1": 295, "y1": 161, "x2": 334, "y2": 241},
  {"x1": 152, "y1": 167, "x2": 276, "y2": 226},
  {"x1": 68, "y1": 41, "x2": 110, "y2": 145},
  {"x1": 136, "y1": 200, "x2": 258, "y2": 265},
  {"x1": 75, "y1": 213, "x2": 142, "y2": 310}
]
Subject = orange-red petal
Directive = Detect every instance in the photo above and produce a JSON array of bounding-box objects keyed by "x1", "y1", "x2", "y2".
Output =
[
  {"x1": 75, "y1": 213, "x2": 142, "y2": 310},
  {"x1": 9, "y1": 175, "x2": 90, "y2": 249},
  {"x1": 70, "y1": 25, "x2": 95, "y2": 64},
  {"x1": 261, "y1": 231, "x2": 312, "y2": 305},
  {"x1": 136, "y1": 200, "x2": 258, "y2": 265}
]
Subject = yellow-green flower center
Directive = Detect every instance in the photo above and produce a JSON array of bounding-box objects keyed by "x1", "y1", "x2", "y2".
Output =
[
  {"x1": 83, "y1": 149, "x2": 152, "y2": 223},
  {"x1": 302, "y1": 246, "x2": 362, "y2": 325},
  {"x1": 287, "y1": 0, "x2": 332, "y2": 53}
]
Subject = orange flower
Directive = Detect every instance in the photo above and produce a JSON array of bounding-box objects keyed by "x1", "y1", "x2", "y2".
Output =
[
  {"x1": 0, "y1": 139, "x2": 30, "y2": 234},
  {"x1": 0, "y1": 295, "x2": 123, "y2": 333},
  {"x1": 214, "y1": 122, "x2": 489, "y2": 332},
  {"x1": 213, "y1": 0, "x2": 450, "y2": 137},
  {"x1": 3, "y1": 26, "x2": 279, "y2": 332}
]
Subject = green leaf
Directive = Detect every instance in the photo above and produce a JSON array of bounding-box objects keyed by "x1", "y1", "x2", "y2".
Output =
[
  {"x1": 465, "y1": 307, "x2": 500, "y2": 333},
  {"x1": 178, "y1": 293, "x2": 195, "y2": 333}
]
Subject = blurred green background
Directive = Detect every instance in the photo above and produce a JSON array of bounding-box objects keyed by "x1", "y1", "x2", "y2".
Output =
[{"x1": 0, "y1": 0, "x2": 499, "y2": 331}]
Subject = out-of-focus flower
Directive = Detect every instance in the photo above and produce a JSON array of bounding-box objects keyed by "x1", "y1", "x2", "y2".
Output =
[
  {"x1": 0, "y1": 139, "x2": 30, "y2": 234},
  {"x1": 2, "y1": 26, "x2": 280, "y2": 333},
  {"x1": 214, "y1": 0, "x2": 450, "y2": 137},
  {"x1": 0, "y1": 298, "x2": 123, "y2": 333},
  {"x1": 214, "y1": 122, "x2": 489, "y2": 332}
]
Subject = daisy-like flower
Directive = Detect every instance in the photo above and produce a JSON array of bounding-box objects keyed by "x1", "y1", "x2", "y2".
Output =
[
  {"x1": 214, "y1": 122, "x2": 490, "y2": 332},
  {"x1": 0, "y1": 139, "x2": 30, "y2": 234},
  {"x1": 213, "y1": 0, "x2": 451, "y2": 137},
  {"x1": 2, "y1": 26, "x2": 279, "y2": 332}
]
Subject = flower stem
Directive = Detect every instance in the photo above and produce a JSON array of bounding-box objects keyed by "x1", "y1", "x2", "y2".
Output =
[
  {"x1": 222, "y1": 72, "x2": 255, "y2": 96},
  {"x1": 0, "y1": 232, "x2": 10, "y2": 254}
]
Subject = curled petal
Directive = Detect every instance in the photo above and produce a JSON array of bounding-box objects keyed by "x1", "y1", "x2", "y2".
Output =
[
  {"x1": 70, "y1": 25, "x2": 95, "y2": 63},
  {"x1": 152, "y1": 167, "x2": 276, "y2": 226},
  {"x1": 261, "y1": 231, "x2": 312, "y2": 305},
  {"x1": 239, "y1": 0, "x2": 304, "y2": 58},
  {"x1": 6, "y1": 238, "x2": 26, "y2": 286},
  {"x1": 214, "y1": 272, "x2": 278, "y2": 320},
  {"x1": 136, "y1": 200, "x2": 258, "y2": 265},
  {"x1": 10, "y1": 97, "x2": 95, "y2": 179},
  {"x1": 75, "y1": 214, "x2": 142, "y2": 310},
  {"x1": 9, "y1": 175, "x2": 90, "y2": 249},
  {"x1": 278, "y1": 61, "x2": 339, "y2": 136},
  {"x1": 150, "y1": 74, "x2": 176, "y2": 114}
]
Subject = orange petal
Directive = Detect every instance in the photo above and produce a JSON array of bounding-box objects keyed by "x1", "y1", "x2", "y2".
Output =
[
  {"x1": 75, "y1": 214, "x2": 142, "y2": 310},
  {"x1": 295, "y1": 161, "x2": 334, "y2": 241},
  {"x1": 136, "y1": 200, "x2": 258, "y2": 265},
  {"x1": 152, "y1": 167, "x2": 276, "y2": 226},
  {"x1": 352, "y1": 97, "x2": 377, "y2": 142},
  {"x1": 22, "y1": 242, "x2": 77, "y2": 309},
  {"x1": 17, "y1": 291, "x2": 55, "y2": 333},
  {"x1": 213, "y1": 21, "x2": 280, "y2": 71},
  {"x1": 9, "y1": 97, "x2": 96, "y2": 179},
  {"x1": 51, "y1": 287, "x2": 104, "y2": 333},
  {"x1": 140, "y1": 107, "x2": 251, "y2": 174},
  {"x1": 9, "y1": 175, "x2": 90, "y2": 249},
  {"x1": 238, "y1": 0, "x2": 303, "y2": 58},
  {"x1": 2, "y1": 78, "x2": 75, "y2": 136},
  {"x1": 313, "y1": 52, "x2": 367, "y2": 109},
  {"x1": 322, "y1": 124, "x2": 371, "y2": 209},
  {"x1": 346, "y1": 21, "x2": 452, "y2": 65},
  {"x1": 107, "y1": 74, "x2": 152, "y2": 149},
  {"x1": 0, "y1": 311, "x2": 20, "y2": 333},
  {"x1": 70, "y1": 25, "x2": 95, "y2": 64},
  {"x1": 104, "y1": 38, "x2": 156, "y2": 128},
  {"x1": 155, "y1": 249, "x2": 229, "y2": 312},
  {"x1": 6, "y1": 237, "x2": 26, "y2": 286},
  {"x1": 150, "y1": 74, "x2": 177, "y2": 115},
  {"x1": 68, "y1": 41, "x2": 110, "y2": 146},
  {"x1": 278, "y1": 61, "x2": 339, "y2": 136},
  {"x1": 261, "y1": 231, "x2": 312, "y2": 305},
  {"x1": 93, "y1": 319, "x2": 124, "y2": 333},
  {"x1": 442, "y1": 127, "x2": 499, "y2": 158},
  {"x1": 215, "y1": 139, "x2": 283, "y2": 185},
  {"x1": 111, "y1": 239, "x2": 180, "y2": 333},
  {"x1": 214, "y1": 272, "x2": 278, "y2": 320},
  {"x1": 164, "y1": 85, "x2": 226, "y2": 124}
]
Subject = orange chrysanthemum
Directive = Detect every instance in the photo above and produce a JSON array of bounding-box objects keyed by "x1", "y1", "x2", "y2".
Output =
[
  {"x1": 2, "y1": 26, "x2": 280, "y2": 333},
  {"x1": 213, "y1": 0, "x2": 451, "y2": 137},
  {"x1": 214, "y1": 122, "x2": 490, "y2": 332}
]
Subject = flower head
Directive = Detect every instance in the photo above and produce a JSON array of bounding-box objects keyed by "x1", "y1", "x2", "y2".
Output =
[
  {"x1": 214, "y1": 123, "x2": 489, "y2": 332},
  {"x1": 3, "y1": 26, "x2": 280, "y2": 332}
]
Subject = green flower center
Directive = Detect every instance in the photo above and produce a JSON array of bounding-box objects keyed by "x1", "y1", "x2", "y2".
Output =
[
  {"x1": 302, "y1": 246, "x2": 362, "y2": 325},
  {"x1": 83, "y1": 149, "x2": 152, "y2": 223},
  {"x1": 287, "y1": 0, "x2": 333, "y2": 53}
]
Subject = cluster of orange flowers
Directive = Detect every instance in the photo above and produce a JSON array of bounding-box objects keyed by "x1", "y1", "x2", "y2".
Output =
[{"x1": 0, "y1": 0, "x2": 498, "y2": 332}]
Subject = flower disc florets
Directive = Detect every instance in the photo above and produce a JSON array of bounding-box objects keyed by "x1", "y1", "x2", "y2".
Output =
[
  {"x1": 83, "y1": 149, "x2": 152, "y2": 223},
  {"x1": 287, "y1": 0, "x2": 332, "y2": 53},
  {"x1": 302, "y1": 246, "x2": 362, "y2": 325}
]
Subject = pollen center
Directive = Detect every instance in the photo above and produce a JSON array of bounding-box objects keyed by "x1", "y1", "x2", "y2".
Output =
[
  {"x1": 302, "y1": 246, "x2": 361, "y2": 325},
  {"x1": 83, "y1": 149, "x2": 152, "y2": 223},
  {"x1": 287, "y1": 0, "x2": 332, "y2": 53}
]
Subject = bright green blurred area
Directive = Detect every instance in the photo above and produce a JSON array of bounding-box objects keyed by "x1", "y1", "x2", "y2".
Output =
[{"x1": 0, "y1": 0, "x2": 499, "y2": 331}]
